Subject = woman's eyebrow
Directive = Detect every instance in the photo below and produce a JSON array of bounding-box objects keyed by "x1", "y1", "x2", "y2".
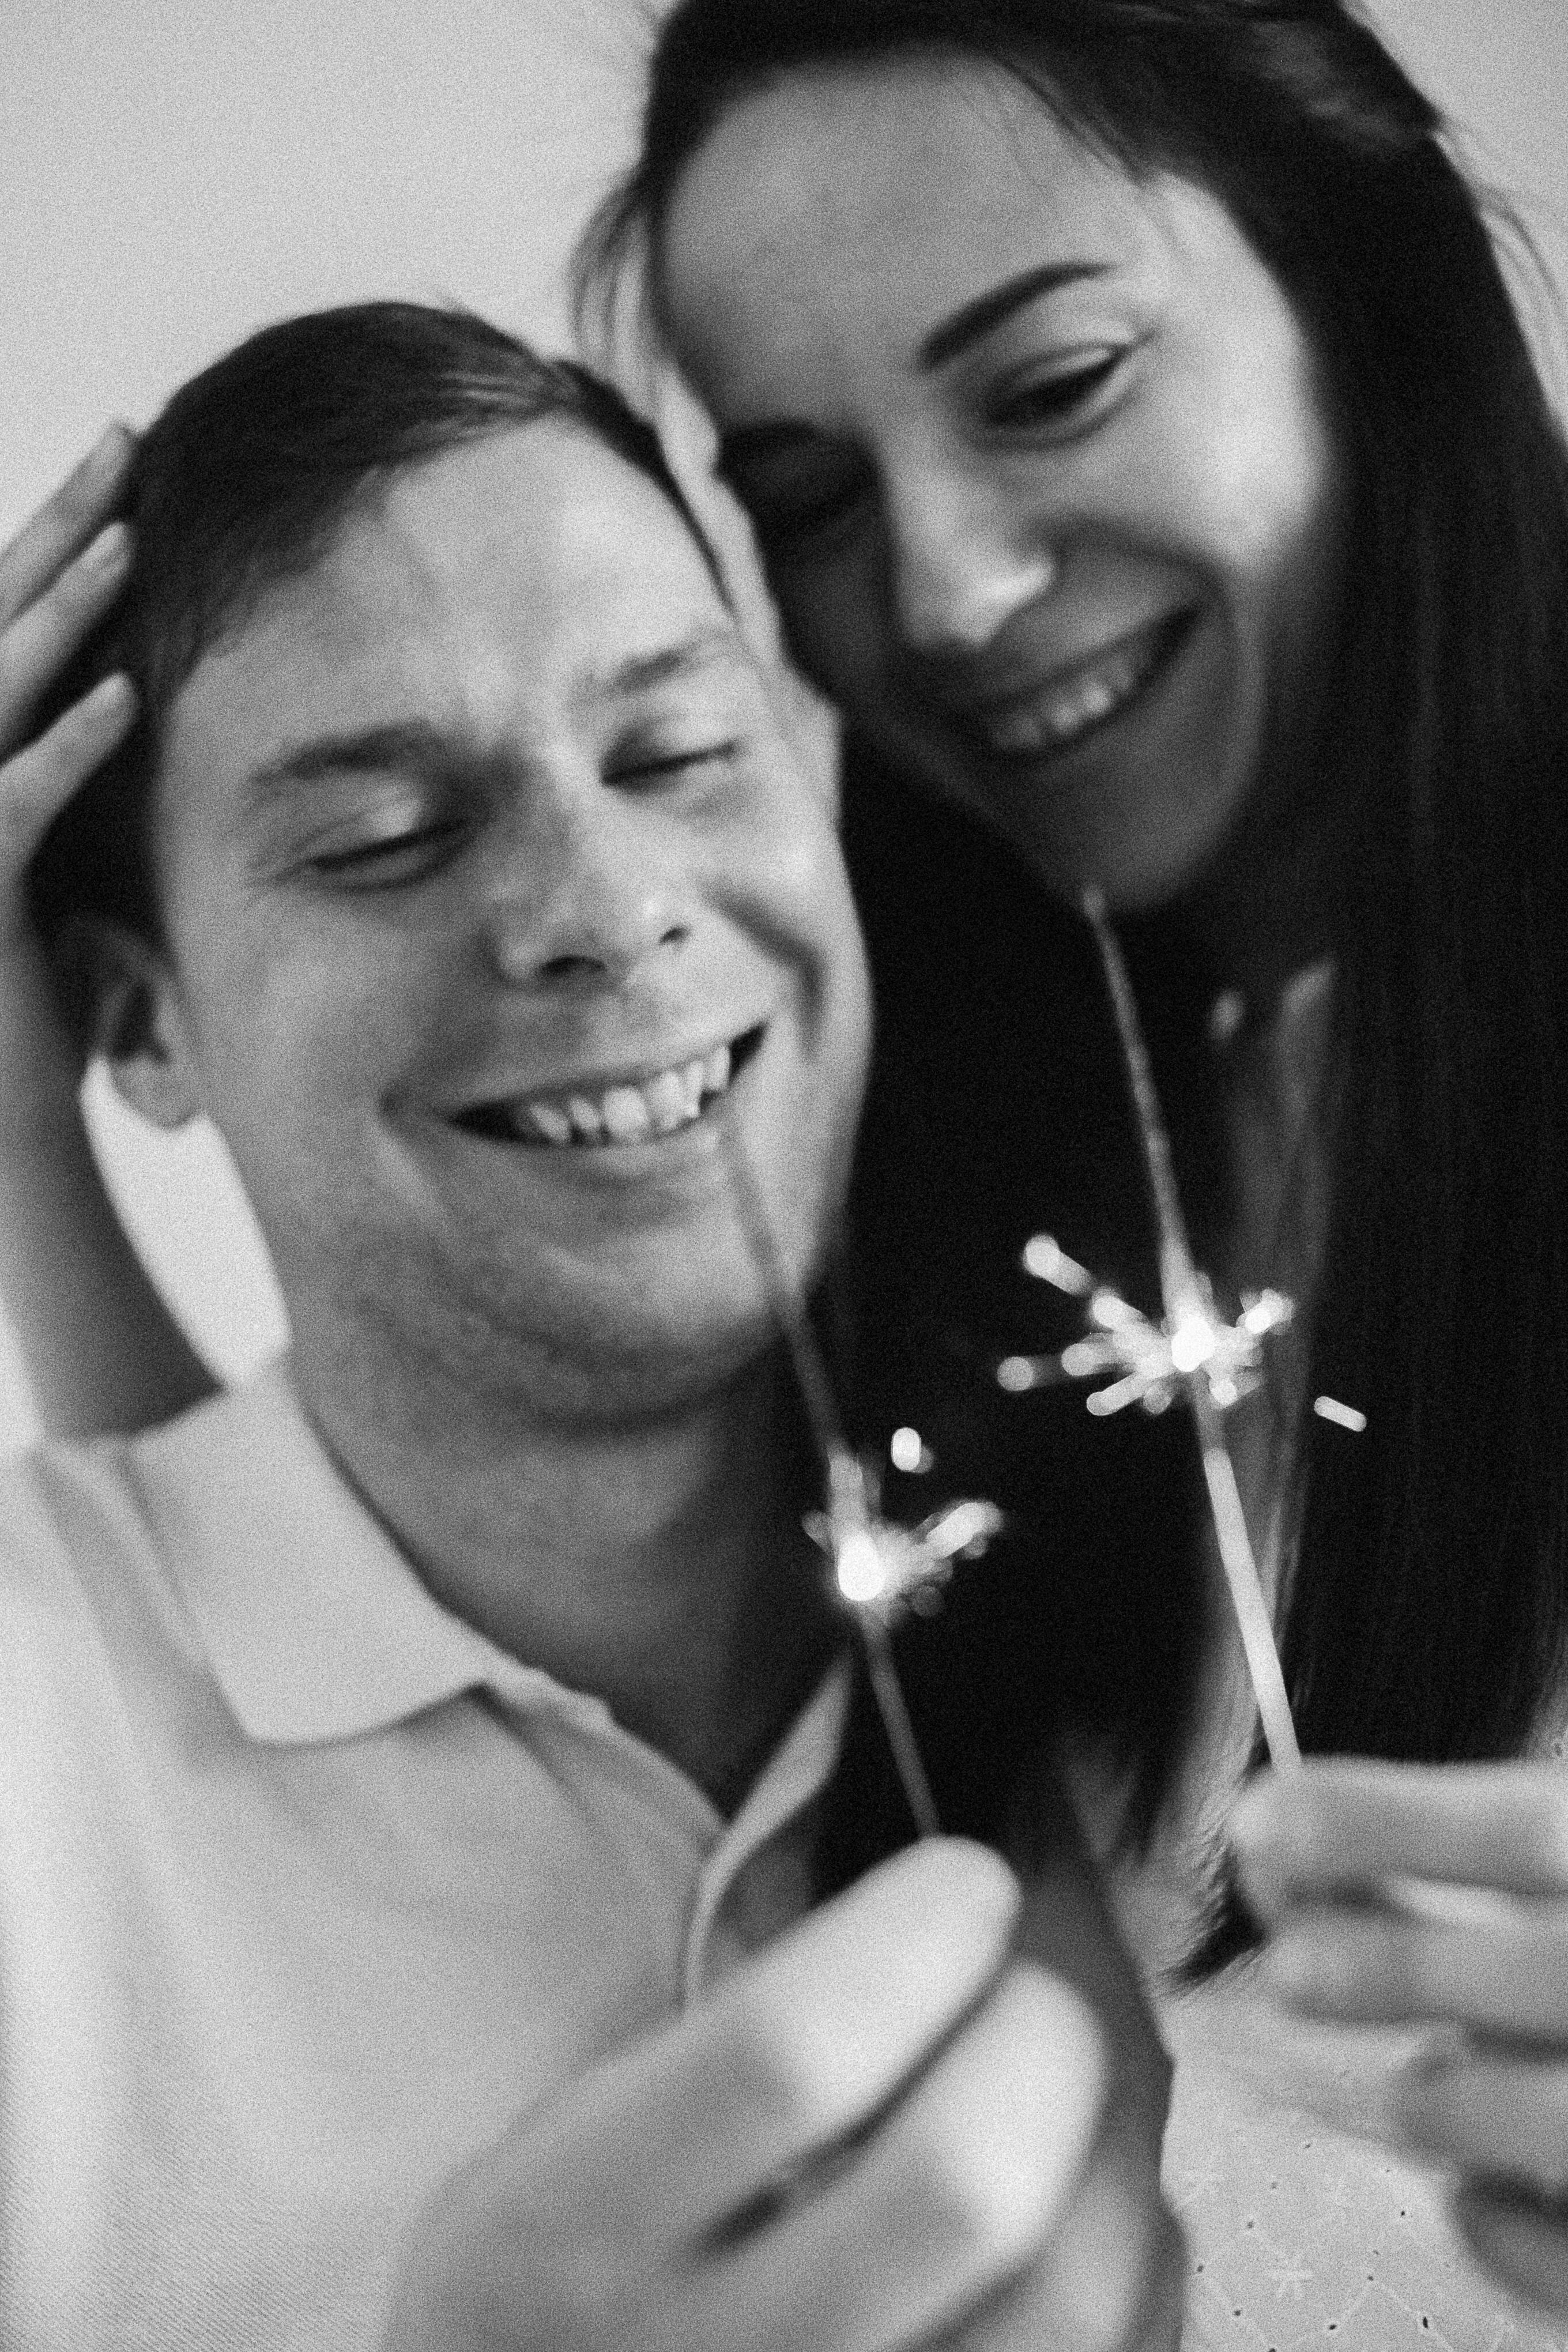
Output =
[{"x1": 919, "y1": 259, "x2": 1109, "y2": 369}]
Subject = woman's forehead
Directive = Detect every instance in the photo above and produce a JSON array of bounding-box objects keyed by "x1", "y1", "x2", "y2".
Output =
[
  {"x1": 666, "y1": 54, "x2": 1130, "y2": 254},
  {"x1": 658, "y1": 63, "x2": 1188, "y2": 407}
]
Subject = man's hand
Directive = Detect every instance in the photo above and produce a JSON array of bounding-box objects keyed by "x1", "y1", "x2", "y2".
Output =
[{"x1": 384, "y1": 1838, "x2": 1183, "y2": 2351}]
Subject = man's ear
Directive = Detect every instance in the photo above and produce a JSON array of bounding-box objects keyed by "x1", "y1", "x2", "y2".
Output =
[{"x1": 62, "y1": 916, "x2": 204, "y2": 1132}]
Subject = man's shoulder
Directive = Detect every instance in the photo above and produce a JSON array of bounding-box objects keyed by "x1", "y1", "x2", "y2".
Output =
[{"x1": 0, "y1": 1363, "x2": 297, "y2": 1638}]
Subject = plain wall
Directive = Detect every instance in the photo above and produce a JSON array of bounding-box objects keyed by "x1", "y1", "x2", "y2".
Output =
[{"x1": 3, "y1": 0, "x2": 1567, "y2": 1446}]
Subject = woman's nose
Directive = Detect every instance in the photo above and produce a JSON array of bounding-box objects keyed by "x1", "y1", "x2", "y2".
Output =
[
  {"x1": 884, "y1": 466, "x2": 1056, "y2": 654},
  {"x1": 483, "y1": 800, "x2": 694, "y2": 990}
]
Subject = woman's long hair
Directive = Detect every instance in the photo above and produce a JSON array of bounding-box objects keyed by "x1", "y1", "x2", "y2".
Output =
[{"x1": 578, "y1": 0, "x2": 1568, "y2": 1885}]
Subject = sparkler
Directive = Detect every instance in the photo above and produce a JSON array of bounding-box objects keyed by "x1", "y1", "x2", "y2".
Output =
[
  {"x1": 722, "y1": 1117, "x2": 1002, "y2": 1840},
  {"x1": 1001, "y1": 889, "x2": 1313, "y2": 1773}
]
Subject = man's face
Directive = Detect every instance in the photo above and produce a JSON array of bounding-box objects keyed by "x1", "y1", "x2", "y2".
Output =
[{"x1": 135, "y1": 422, "x2": 870, "y2": 1422}]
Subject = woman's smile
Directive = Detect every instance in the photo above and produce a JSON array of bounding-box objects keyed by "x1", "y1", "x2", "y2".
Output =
[{"x1": 939, "y1": 607, "x2": 1200, "y2": 769}]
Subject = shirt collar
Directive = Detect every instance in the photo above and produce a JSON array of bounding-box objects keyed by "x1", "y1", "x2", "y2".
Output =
[{"x1": 127, "y1": 1356, "x2": 620, "y2": 1747}]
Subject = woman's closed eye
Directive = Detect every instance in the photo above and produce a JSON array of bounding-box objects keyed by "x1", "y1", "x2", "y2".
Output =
[{"x1": 983, "y1": 346, "x2": 1128, "y2": 435}]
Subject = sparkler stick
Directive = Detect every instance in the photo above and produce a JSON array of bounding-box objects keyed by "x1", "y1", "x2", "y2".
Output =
[
  {"x1": 1081, "y1": 888, "x2": 1303, "y2": 1774},
  {"x1": 721, "y1": 1117, "x2": 944, "y2": 1838}
]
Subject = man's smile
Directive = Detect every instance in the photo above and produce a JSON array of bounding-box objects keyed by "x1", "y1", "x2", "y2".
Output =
[{"x1": 450, "y1": 1024, "x2": 767, "y2": 1150}]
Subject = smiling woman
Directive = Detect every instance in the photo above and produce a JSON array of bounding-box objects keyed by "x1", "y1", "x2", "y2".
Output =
[
  {"x1": 572, "y1": 0, "x2": 1568, "y2": 2332},
  {"x1": 575, "y1": 0, "x2": 1568, "y2": 1846}
]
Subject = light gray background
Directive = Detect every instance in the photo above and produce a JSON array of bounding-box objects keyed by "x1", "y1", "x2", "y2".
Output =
[{"x1": 3, "y1": 0, "x2": 1565, "y2": 1445}]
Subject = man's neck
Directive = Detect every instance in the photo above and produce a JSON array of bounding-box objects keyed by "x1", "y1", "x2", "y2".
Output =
[{"x1": 292, "y1": 1335, "x2": 839, "y2": 1814}]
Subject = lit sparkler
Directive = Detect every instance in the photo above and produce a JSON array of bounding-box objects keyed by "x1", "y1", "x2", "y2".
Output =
[
  {"x1": 998, "y1": 1237, "x2": 1294, "y2": 1420},
  {"x1": 723, "y1": 1119, "x2": 1002, "y2": 1837},
  {"x1": 999, "y1": 889, "x2": 1326, "y2": 1773}
]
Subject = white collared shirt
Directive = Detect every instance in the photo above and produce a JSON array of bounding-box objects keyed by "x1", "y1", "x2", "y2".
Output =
[{"x1": 0, "y1": 1360, "x2": 849, "y2": 2351}]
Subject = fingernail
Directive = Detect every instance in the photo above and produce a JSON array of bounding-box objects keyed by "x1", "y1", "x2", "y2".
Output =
[
  {"x1": 1232, "y1": 1777, "x2": 1292, "y2": 1848},
  {"x1": 87, "y1": 672, "x2": 137, "y2": 722},
  {"x1": 1262, "y1": 1932, "x2": 1338, "y2": 2003},
  {"x1": 1392, "y1": 2063, "x2": 1441, "y2": 2137},
  {"x1": 81, "y1": 422, "x2": 131, "y2": 478},
  {"x1": 84, "y1": 521, "x2": 131, "y2": 574}
]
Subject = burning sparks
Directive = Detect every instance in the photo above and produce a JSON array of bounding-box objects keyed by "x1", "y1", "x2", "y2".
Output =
[
  {"x1": 721, "y1": 1122, "x2": 1001, "y2": 1838},
  {"x1": 996, "y1": 891, "x2": 1367, "y2": 1775},
  {"x1": 806, "y1": 1473, "x2": 1004, "y2": 1623},
  {"x1": 999, "y1": 1261, "x2": 1295, "y2": 1419}
]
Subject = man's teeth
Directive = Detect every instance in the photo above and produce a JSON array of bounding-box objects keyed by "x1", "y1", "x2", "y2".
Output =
[
  {"x1": 980, "y1": 628, "x2": 1167, "y2": 757},
  {"x1": 507, "y1": 1042, "x2": 735, "y2": 1148}
]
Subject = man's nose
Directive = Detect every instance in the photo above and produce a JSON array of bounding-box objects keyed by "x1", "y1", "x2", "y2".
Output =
[
  {"x1": 884, "y1": 463, "x2": 1056, "y2": 654},
  {"x1": 482, "y1": 798, "x2": 694, "y2": 990}
]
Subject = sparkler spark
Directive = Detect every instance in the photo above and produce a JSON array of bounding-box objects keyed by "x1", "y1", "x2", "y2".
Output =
[
  {"x1": 996, "y1": 889, "x2": 1365, "y2": 1776},
  {"x1": 721, "y1": 1118, "x2": 1001, "y2": 1838},
  {"x1": 1000, "y1": 1262, "x2": 1294, "y2": 1419}
]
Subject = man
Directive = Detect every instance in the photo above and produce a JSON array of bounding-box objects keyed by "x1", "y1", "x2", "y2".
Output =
[{"x1": 6, "y1": 304, "x2": 1179, "y2": 2349}]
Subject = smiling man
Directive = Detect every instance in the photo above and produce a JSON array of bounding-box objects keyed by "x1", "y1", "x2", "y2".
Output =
[
  {"x1": 6, "y1": 305, "x2": 1179, "y2": 2351},
  {"x1": 84, "y1": 340, "x2": 868, "y2": 1806}
]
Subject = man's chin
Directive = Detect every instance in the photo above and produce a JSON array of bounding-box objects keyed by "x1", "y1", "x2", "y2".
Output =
[
  {"x1": 413, "y1": 1288, "x2": 790, "y2": 1431},
  {"x1": 508, "y1": 1330, "x2": 785, "y2": 1433}
]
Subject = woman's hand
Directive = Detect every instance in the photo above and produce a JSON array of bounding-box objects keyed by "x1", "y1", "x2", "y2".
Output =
[
  {"x1": 1, "y1": 427, "x2": 137, "y2": 963},
  {"x1": 384, "y1": 1838, "x2": 1184, "y2": 2352},
  {"x1": 0, "y1": 431, "x2": 213, "y2": 1441},
  {"x1": 1, "y1": 427, "x2": 137, "y2": 1127},
  {"x1": 1234, "y1": 1758, "x2": 1568, "y2": 2317}
]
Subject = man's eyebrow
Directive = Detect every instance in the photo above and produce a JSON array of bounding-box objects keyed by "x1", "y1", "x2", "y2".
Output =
[
  {"x1": 245, "y1": 720, "x2": 462, "y2": 801},
  {"x1": 243, "y1": 632, "x2": 747, "y2": 801},
  {"x1": 919, "y1": 261, "x2": 1110, "y2": 370}
]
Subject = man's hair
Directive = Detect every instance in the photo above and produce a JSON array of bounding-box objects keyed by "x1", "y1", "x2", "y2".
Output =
[
  {"x1": 579, "y1": 0, "x2": 1568, "y2": 1863},
  {"x1": 28, "y1": 301, "x2": 719, "y2": 955}
]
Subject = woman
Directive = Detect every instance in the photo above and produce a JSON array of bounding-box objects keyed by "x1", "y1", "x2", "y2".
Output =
[
  {"x1": 5, "y1": 0, "x2": 1568, "y2": 2324},
  {"x1": 567, "y1": 0, "x2": 1568, "y2": 2321}
]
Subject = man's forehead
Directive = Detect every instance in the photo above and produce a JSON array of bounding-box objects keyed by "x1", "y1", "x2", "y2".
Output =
[
  {"x1": 165, "y1": 434, "x2": 745, "y2": 775},
  {"x1": 285, "y1": 425, "x2": 714, "y2": 621}
]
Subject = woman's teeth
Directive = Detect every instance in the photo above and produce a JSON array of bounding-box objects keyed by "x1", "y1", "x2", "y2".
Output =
[
  {"x1": 979, "y1": 623, "x2": 1175, "y2": 758},
  {"x1": 508, "y1": 1043, "x2": 733, "y2": 1149}
]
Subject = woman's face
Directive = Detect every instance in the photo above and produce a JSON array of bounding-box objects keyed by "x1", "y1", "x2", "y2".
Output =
[{"x1": 659, "y1": 57, "x2": 1348, "y2": 911}]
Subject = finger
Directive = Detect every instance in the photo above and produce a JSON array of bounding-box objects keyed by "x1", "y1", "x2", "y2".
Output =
[
  {"x1": 0, "y1": 521, "x2": 133, "y2": 751},
  {"x1": 715, "y1": 1960, "x2": 1108, "y2": 2352},
  {"x1": 525, "y1": 1838, "x2": 1022, "y2": 2250},
  {"x1": 0, "y1": 673, "x2": 137, "y2": 862},
  {"x1": 1397, "y1": 2046, "x2": 1568, "y2": 2193},
  {"x1": 943, "y1": 2074, "x2": 1183, "y2": 2352},
  {"x1": 1009, "y1": 1763, "x2": 1174, "y2": 2146},
  {"x1": 0, "y1": 426, "x2": 135, "y2": 633},
  {"x1": 1453, "y1": 2178, "x2": 1568, "y2": 2320},
  {"x1": 951, "y1": 2195, "x2": 1186, "y2": 2352},
  {"x1": 1234, "y1": 1761, "x2": 1568, "y2": 1911},
  {"x1": 1262, "y1": 1900, "x2": 1568, "y2": 2038}
]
